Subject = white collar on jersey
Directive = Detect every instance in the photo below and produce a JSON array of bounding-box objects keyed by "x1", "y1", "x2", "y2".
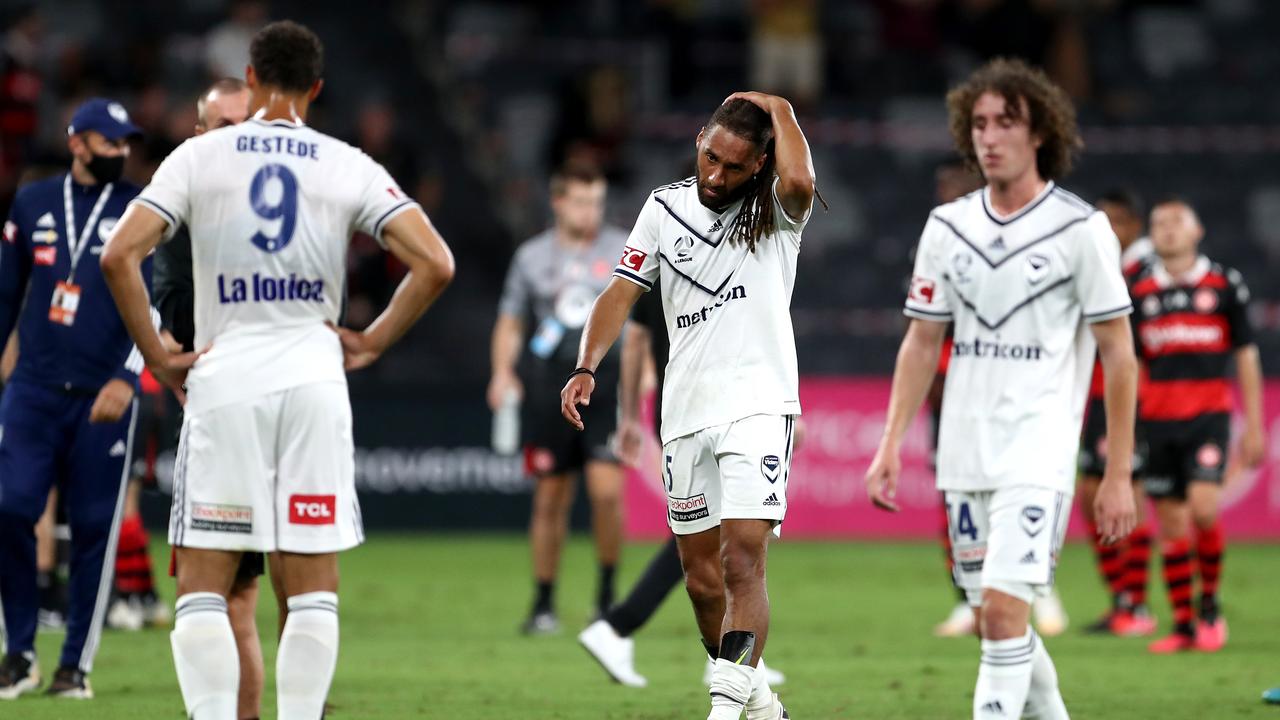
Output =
[
  {"x1": 981, "y1": 180, "x2": 1056, "y2": 225},
  {"x1": 1152, "y1": 254, "x2": 1210, "y2": 288}
]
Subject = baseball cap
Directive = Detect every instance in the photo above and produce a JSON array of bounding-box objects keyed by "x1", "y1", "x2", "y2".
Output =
[{"x1": 67, "y1": 98, "x2": 143, "y2": 141}]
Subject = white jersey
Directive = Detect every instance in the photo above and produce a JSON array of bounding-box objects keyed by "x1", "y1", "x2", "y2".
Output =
[
  {"x1": 904, "y1": 181, "x2": 1132, "y2": 494},
  {"x1": 613, "y1": 177, "x2": 809, "y2": 443},
  {"x1": 133, "y1": 118, "x2": 419, "y2": 414}
]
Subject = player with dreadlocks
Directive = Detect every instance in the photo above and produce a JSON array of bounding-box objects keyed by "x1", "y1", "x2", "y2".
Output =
[{"x1": 563, "y1": 91, "x2": 818, "y2": 720}]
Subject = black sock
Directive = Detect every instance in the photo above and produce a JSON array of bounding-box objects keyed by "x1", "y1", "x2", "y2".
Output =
[
  {"x1": 1199, "y1": 594, "x2": 1219, "y2": 623},
  {"x1": 533, "y1": 581, "x2": 554, "y2": 614},
  {"x1": 604, "y1": 539, "x2": 683, "y2": 637},
  {"x1": 37, "y1": 571, "x2": 61, "y2": 611},
  {"x1": 597, "y1": 564, "x2": 616, "y2": 614}
]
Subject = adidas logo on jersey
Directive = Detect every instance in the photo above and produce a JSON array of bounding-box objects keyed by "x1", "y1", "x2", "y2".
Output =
[
  {"x1": 1020, "y1": 550, "x2": 1037, "y2": 565},
  {"x1": 108, "y1": 440, "x2": 127, "y2": 458},
  {"x1": 708, "y1": 218, "x2": 723, "y2": 233},
  {"x1": 979, "y1": 699, "x2": 1007, "y2": 716},
  {"x1": 36, "y1": 212, "x2": 55, "y2": 228},
  {"x1": 989, "y1": 236, "x2": 1005, "y2": 251},
  {"x1": 763, "y1": 493, "x2": 781, "y2": 507}
]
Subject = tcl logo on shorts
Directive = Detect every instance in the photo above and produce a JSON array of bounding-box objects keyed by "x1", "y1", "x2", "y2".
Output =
[
  {"x1": 620, "y1": 246, "x2": 647, "y2": 271},
  {"x1": 289, "y1": 494, "x2": 336, "y2": 525}
]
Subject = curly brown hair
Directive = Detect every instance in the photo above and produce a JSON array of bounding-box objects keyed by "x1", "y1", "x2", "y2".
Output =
[{"x1": 945, "y1": 58, "x2": 1082, "y2": 181}]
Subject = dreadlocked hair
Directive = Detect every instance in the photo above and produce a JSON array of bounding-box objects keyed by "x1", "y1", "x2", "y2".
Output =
[{"x1": 708, "y1": 99, "x2": 776, "y2": 253}]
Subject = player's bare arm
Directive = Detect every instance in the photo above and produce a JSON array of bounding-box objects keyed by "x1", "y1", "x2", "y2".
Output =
[
  {"x1": 1090, "y1": 315, "x2": 1139, "y2": 542},
  {"x1": 616, "y1": 320, "x2": 652, "y2": 467},
  {"x1": 1234, "y1": 344, "x2": 1265, "y2": 467},
  {"x1": 866, "y1": 318, "x2": 947, "y2": 511},
  {"x1": 487, "y1": 313, "x2": 525, "y2": 410},
  {"x1": 337, "y1": 208, "x2": 455, "y2": 371},
  {"x1": 560, "y1": 278, "x2": 643, "y2": 431},
  {"x1": 101, "y1": 203, "x2": 205, "y2": 400},
  {"x1": 724, "y1": 91, "x2": 816, "y2": 220}
]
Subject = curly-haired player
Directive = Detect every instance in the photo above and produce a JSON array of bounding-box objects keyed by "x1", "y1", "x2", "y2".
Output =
[{"x1": 867, "y1": 58, "x2": 1139, "y2": 719}]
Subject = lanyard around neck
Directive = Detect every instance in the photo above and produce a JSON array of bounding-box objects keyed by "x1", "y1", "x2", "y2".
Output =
[{"x1": 62, "y1": 173, "x2": 113, "y2": 282}]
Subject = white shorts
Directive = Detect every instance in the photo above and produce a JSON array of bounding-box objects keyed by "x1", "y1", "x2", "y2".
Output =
[
  {"x1": 169, "y1": 382, "x2": 364, "y2": 554},
  {"x1": 663, "y1": 414, "x2": 795, "y2": 535},
  {"x1": 945, "y1": 485, "x2": 1071, "y2": 606}
]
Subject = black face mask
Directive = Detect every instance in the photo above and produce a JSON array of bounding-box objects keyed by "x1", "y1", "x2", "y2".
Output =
[{"x1": 85, "y1": 152, "x2": 125, "y2": 184}]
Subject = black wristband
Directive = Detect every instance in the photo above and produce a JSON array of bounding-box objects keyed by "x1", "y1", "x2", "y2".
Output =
[{"x1": 568, "y1": 367, "x2": 595, "y2": 382}]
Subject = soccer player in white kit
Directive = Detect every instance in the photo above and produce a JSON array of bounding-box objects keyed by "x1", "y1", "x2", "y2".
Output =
[
  {"x1": 563, "y1": 92, "x2": 815, "y2": 720},
  {"x1": 101, "y1": 21, "x2": 455, "y2": 720},
  {"x1": 864, "y1": 59, "x2": 1139, "y2": 719}
]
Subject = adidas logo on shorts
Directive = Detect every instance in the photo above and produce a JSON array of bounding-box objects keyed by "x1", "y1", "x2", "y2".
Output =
[{"x1": 763, "y1": 493, "x2": 781, "y2": 507}]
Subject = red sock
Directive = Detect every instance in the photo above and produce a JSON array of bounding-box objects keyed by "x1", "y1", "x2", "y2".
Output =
[
  {"x1": 114, "y1": 514, "x2": 156, "y2": 596},
  {"x1": 1161, "y1": 537, "x2": 1195, "y2": 634},
  {"x1": 1195, "y1": 522, "x2": 1224, "y2": 603},
  {"x1": 1087, "y1": 520, "x2": 1129, "y2": 601},
  {"x1": 1124, "y1": 522, "x2": 1153, "y2": 608}
]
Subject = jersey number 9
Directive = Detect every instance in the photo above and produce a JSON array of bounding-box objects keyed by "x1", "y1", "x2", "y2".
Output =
[{"x1": 249, "y1": 164, "x2": 298, "y2": 253}]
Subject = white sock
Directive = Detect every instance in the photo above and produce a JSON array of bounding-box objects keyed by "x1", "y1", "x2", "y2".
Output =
[
  {"x1": 974, "y1": 629, "x2": 1034, "y2": 719},
  {"x1": 708, "y1": 657, "x2": 754, "y2": 720},
  {"x1": 277, "y1": 592, "x2": 340, "y2": 720},
  {"x1": 170, "y1": 592, "x2": 239, "y2": 720},
  {"x1": 1024, "y1": 631, "x2": 1069, "y2": 719},
  {"x1": 744, "y1": 660, "x2": 775, "y2": 718}
]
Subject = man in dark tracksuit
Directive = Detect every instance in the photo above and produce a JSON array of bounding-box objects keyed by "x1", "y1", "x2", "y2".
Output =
[{"x1": 0, "y1": 98, "x2": 150, "y2": 699}]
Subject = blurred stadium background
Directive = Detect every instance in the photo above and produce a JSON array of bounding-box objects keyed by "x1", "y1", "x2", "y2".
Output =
[{"x1": 3, "y1": 0, "x2": 1279, "y2": 717}]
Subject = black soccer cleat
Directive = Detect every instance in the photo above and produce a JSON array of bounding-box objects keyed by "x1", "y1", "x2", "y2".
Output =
[
  {"x1": 0, "y1": 652, "x2": 40, "y2": 700},
  {"x1": 45, "y1": 666, "x2": 92, "y2": 699}
]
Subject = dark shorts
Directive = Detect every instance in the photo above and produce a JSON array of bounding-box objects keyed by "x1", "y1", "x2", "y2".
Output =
[
  {"x1": 521, "y1": 377, "x2": 619, "y2": 477},
  {"x1": 1078, "y1": 397, "x2": 1148, "y2": 479},
  {"x1": 1139, "y1": 413, "x2": 1230, "y2": 500}
]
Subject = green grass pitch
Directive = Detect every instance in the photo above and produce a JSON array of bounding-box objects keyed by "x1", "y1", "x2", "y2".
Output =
[{"x1": 19, "y1": 535, "x2": 1280, "y2": 718}]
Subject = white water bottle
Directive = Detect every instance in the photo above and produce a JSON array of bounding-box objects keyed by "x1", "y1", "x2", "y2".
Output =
[{"x1": 492, "y1": 387, "x2": 521, "y2": 455}]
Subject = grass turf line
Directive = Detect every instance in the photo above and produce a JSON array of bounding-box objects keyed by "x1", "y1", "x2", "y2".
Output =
[{"x1": 19, "y1": 536, "x2": 1280, "y2": 719}]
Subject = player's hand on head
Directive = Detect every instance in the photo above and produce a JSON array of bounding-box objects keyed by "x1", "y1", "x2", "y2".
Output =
[
  {"x1": 723, "y1": 91, "x2": 779, "y2": 113},
  {"x1": 89, "y1": 378, "x2": 136, "y2": 424},
  {"x1": 560, "y1": 373, "x2": 594, "y2": 432},
  {"x1": 1093, "y1": 474, "x2": 1137, "y2": 544},
  {"x1": 864, "y1": 446, "x2": 901, "y2": 512}
]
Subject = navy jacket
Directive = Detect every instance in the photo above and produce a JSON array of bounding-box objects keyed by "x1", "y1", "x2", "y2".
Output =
[{"x1": 0, "y1": 173, "x2": 151, "y2": 393}]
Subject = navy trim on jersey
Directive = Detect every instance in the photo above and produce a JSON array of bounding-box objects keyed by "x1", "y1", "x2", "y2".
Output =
[
  {"x1": 658, "y1": 252, "x2": 733, "y2": 296},
  {"x1": 1084, "y1": 303, "x2": 1133, "y2": 321},
  {"x1": 654, "y1": 197, "x2": 724, "y2": 248},
  {"x1": 372, "y1": 199, "x2": 417, "y2": 238},
  {"x1": 946, "y1": 275, "x2": 1074, "y2": 330},
  {"x1": 981, "y1": 182, "x2": 1056, "y2": 226},
  {"x1": 613, "y1": 268, "x2": 653, "y2": 289},
  {"x1": 904, "y1": 306, "x2": 954, "y2": 320},
  {"x1": 135, "y1": 197, "x2": 177, "y2": 227},
  {"x1": 933, "y1": 213, "x2": 1091, "y2": 269},
  {"x1": 653, "y1": 176, "x2": 697, "y2": 194}
]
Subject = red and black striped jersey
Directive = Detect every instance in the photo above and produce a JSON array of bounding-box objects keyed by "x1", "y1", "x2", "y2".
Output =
[
  {"x1": 1129, "y1": 256, "x2": 1254, "y2": 421},
  {"x1": 1087, "y1": 243, "x2": 1152, "y2": 399}
]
